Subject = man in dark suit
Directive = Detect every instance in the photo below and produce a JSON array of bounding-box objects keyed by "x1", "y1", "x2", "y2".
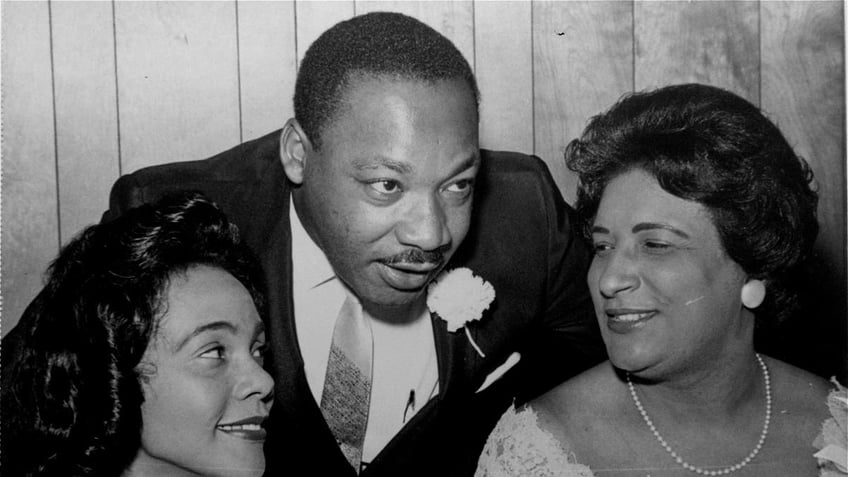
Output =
[{"x1": 104, "y1": 12, "x2": 604, "y2": 477}]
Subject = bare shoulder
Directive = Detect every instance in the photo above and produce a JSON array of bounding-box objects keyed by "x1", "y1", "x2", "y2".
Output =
[
  {"x1": 763, "y1": 355, "x2": 832, "y2": 445},
  {"x1": 529, "y1": 361, "x2": 628, "y2": 445},
  {"x1": 533, "y1": 361, "x2": 618, "y2": 414},
  {"x1": 764, "y1": 355, "x2": 831, "y2": 408}
]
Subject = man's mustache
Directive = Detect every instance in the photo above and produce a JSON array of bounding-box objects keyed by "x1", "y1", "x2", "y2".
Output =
[{"x1": 381, "y1": 247, "x2": 448, "y2": 265}]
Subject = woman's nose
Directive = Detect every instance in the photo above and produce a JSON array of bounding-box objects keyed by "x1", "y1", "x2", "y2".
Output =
[
  {"x1": 236, "y1": 358, "x2": 275, "y2": 403},
  {"x1": 595, "y1": 250, "x2": 641, "y2": 298}
]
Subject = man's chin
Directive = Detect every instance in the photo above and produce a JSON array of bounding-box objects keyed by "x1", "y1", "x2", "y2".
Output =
[{"x1": 360, "y1": 289, "x2": 428, "y2": 321}]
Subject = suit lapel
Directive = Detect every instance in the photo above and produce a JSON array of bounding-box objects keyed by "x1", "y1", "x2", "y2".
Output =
[
  {"x1": 259, "y1": 179, "x2": 355, "y2": 475},
  {"x1": 432, "y1": 311, "x2": 456, "y2": 396}
]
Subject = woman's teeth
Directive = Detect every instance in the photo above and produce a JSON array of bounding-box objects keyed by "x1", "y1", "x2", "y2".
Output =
[
  {"x1": 218, "y1": 423, "x2": 262, "y2": 431},
  {"x1": 614, "y1": 312, "x2": 651, "y2": 322}
]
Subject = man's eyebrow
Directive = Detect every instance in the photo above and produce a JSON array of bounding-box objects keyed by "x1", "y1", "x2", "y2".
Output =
[
  {"x1": 351, "y1": 153, "x2": 480, "y2": 177},
  {"x1": 352, "y1": 157, "x2": 413, "y2": 174},
  {"x1": 632, "y1": 222, "x2": 690, "y2": 239},
  {"x1": 447, "y1": 154, "x2": 481, "y2": 178},
  {"x1": 590, "y1": 225, "x2": 610, "y2": 235},
  {"x1": 174, "y1": 321, "x2": 237, "y2": 352}
]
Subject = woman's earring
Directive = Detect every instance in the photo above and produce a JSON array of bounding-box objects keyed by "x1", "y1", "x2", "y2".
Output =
[{"x1": 741, "y1": 280, "x2": 766, "y2": 309}]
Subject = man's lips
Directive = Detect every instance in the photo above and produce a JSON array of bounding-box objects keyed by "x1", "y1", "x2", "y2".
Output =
[
  {"x1": 382, "y1": 261, "x2": 441, "y2": 273},
  {"x1": 217, "y1": 416, "x2": 268, "y2": 441},
  {"x1": 379, "y1": 261, "x2": 441, "y2": 290}
]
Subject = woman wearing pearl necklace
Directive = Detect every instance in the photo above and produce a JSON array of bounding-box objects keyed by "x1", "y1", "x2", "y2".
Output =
[{"x1": 476, "y1": 84, "x2": 836, "y2": 477}]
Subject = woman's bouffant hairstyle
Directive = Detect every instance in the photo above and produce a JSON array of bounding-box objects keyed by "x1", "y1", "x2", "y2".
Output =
[
  {"x1": 565, "y1": 83, "x2": 818, "y2": 324},
  {"x1": 294, "y1": 11, "x2": 479, "y2": 151},
  {"x1": 1, "y1": 192, "x2": 266, "y2": 476}
]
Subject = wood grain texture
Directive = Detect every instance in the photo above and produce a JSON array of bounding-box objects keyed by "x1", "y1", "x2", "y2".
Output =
[
  {"x1": 51, "y1": 1, "x2": 120, "y2": 241},
  {"x1": 761, "y1": 0, "x2": 846, "y2": 378},
  {"x1": 475, "y1": 1, "x2": 533, "y2": 154},
  {"x1": 0, "y1": 1, "x2": 845, "y2": 375},
  {"x1": 295, "y1": 1, "x2": 353, "y2": 65},
  {"x1": 634, "y1": 0, "x2": 759, "y2": 104},
  {"x1": 355, "y1": 1, "x2": 475, "y2": 71},
  {"x1": 113, "y1": 1, "x2": 241, "y2": 173},
  {"x1": 237, "y1": 0, "x2": 297, "y2": 140},
  {"x1": 1, "y1": 1, "x2": 59, "y2": 335},
  {"x1": 532, "y1": 1, "x2": 633, "y2": 200}
]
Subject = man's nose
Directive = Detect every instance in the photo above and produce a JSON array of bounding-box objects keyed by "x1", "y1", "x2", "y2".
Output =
[{"x1": 396, "y1": 195, "x2": 451, "y2": 252}]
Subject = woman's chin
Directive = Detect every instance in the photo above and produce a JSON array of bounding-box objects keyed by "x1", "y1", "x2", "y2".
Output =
[{"x1": 606, "y1": 347, "x2": 658, "y2": 376}]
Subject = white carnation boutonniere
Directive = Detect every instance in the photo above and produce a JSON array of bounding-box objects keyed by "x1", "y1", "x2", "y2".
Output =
[
  {"x1": 426, "y1": 267, "x2": 495, "y2": 358},
  {"x1": 814, "y1": 378, "x2": 847, "y2": 476}
]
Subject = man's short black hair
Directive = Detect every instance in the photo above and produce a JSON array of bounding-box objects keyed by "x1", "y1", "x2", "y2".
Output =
[{"x1": 294, "y1": 11, "x2": 479, "y2": 150}]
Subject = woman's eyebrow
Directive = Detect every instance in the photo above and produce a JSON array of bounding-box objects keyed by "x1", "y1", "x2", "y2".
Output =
[
  {"x1": 252, "y1": 321, "x2": 267, "y2": 341},
  {"x1": 174, "y1": 321, "x2": 237, "y2": 351},
  {"x1": 632, "y1": 222, "x2": 690, "y2": 239}
]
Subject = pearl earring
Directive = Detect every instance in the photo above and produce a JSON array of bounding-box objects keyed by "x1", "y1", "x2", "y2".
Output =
[{"x1": 741, "y1": 280, "x2": 766, "y2": 309}]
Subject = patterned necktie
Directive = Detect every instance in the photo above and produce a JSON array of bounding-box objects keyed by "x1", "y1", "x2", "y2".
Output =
[{"x1": 319, "y1": 294, "x2": 373, "y2": 473}]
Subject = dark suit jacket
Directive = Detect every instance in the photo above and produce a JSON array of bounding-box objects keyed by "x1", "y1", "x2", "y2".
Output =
[{"x1": 85, "y1": 130, "x2": 605, "y2": 476}]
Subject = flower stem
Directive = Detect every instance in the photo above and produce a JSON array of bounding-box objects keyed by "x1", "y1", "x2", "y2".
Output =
[{"x1": 465, "y1": 326, "x2": 486, "y2": 358}]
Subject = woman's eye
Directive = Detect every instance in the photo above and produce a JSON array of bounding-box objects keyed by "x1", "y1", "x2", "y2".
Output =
[
  {"x1": 643, "y1": 240, "x2": 673, "y2": 253},
  {"x1": 592, "y1": 242, "x2": 612, "y2": 255},
  {"x1": 252, "y1": 344, "x2": 267, "y2": 363},
  {"x1": 199, "y1": 346, "x2": 226, "y2": 360},
  {"x1": 368, "y1": 180, "x2": 401, "y2": 195}
]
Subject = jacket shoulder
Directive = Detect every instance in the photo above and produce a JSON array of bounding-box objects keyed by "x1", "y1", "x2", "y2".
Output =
[
  {"x1": 477, "y1": 149, "x2": 566, "y2": 211},
  {"x1": 480, "y1": 149, "x2": 552, "y2": 176},
  {"x1": 105, "y1": 130, "x2": 283, "y2": 218}
]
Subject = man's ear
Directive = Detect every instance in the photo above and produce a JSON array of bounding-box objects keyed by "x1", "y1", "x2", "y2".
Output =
[{"x1": 280, "y1": 118, "x2": 311, "y2": 185}]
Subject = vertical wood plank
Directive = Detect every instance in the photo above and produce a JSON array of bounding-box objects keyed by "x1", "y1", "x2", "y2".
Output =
[
  {"x1": 634, "y1": 0, "x2": 759, "y2": 104},
  {"x1": 761, "y1": 0, "x2": 846, "y2": 379},
  {"x1": 475, "y1": 1, "x2": 533, "y2": 153},
  {"x1": 533, "y1": 1, "x2": 633, "y2": 201},
  {"x1": 237, "y1": 0, "x2": 298, "y2": 140},
  {"x1": 114, "y1": 1, "x2": 241, "y2": 173},
  {"x1": 295, "y1": 1, "x2": 354, "y2": 65},
  {"x1": 51, "y1": 1, "x2": 120, "y2": 241},
  {"x1": 1, "y1": 1, "x2": 58, "y2": 335},
  {"x1": 355, "y1": 1, "x2": 475, "y2": 71}
]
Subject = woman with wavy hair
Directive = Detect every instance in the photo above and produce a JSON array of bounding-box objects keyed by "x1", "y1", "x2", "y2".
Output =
[
  {"x1": 477, "y1": 84, "x2": 838, "y2": 476},
  {"x1": 2, "y1": 192, "x2": 274, "y2": 476}
]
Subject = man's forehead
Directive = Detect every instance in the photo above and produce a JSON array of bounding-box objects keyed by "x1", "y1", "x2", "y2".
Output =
[{"x1": 337, "y1": 72, "x2": 476, "y2": 109}]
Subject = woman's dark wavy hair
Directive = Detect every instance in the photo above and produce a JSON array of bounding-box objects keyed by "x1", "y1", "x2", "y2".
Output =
[
  {"x1": 1, "y1": 192, "x2": 267, "y2": 476},
  {"x1": 565, "y1": 83, "x2": 818, "y2": 325}
]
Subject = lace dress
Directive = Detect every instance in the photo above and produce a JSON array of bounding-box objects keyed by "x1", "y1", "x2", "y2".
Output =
[
  {"x1": 479, "y1": 384, "x2": 845, "y2": 477},
  {"x1": 475, "y1": 404, "x2": 595, "y2": 477},
  {"x1": 813, "y1": 380, "x2": 847, "y2": 476}
]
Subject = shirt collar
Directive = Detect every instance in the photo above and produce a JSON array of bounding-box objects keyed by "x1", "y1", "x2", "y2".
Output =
[{"x1": 290, "y1": 199, "x2": 337, "y2": 289}]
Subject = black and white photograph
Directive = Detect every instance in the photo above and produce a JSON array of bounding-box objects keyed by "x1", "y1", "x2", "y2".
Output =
[{"x1": 2, "y1": 1, "x2": 845, "y2": 476}]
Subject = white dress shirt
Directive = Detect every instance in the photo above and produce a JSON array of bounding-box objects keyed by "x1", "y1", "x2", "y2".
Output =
[{"x1": 289, "y1": 202, "x2": 439, "y2": 463}]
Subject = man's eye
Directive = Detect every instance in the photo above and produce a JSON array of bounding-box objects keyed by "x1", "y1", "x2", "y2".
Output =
[
  {"x1": 445, "y1": 179, "x2": 473, "y2": 194},
  {"x1": 199, "y1": 346, "x2": 226, "y2": 360},
  {"x1": 368, "y1": 180, "x2": 401, "y2": 195}
]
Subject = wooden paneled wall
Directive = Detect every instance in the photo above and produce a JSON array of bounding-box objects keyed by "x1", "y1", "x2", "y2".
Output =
[{"x1": 2, "y1": 1, "x2": 845, "y2": 378}]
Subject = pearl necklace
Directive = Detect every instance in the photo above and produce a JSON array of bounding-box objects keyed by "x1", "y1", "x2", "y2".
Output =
[{"x1": 626, "y1": 353, "x2": 771, "y2": 476}]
